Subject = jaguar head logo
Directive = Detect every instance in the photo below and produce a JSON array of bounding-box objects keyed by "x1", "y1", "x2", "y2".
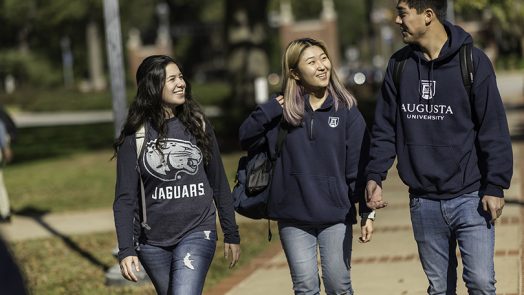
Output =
[{"x1": 143, "y1": 139, "x2": 203, "y2": 181}]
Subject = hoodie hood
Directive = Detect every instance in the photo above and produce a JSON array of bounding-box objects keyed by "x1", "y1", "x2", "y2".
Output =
[
  {"x1": 412, "y1": 21, "x2": 473, "y2": 63},
  {"x1": 408, "y1": 21, "x2": 473, "y2": 102}
]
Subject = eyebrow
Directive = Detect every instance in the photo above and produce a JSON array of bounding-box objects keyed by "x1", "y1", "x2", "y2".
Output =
[
  {"x1": 396, "y1": 4, "x2": 407, "y2": 12},
  {"x1": 304, "y1": 53, "x2": 327, "y2": 62}
]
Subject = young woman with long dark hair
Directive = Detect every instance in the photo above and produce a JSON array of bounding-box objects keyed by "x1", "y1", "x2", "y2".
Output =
[{"x1": 113, "y1": 55, "x2": 240, "y2": 295}]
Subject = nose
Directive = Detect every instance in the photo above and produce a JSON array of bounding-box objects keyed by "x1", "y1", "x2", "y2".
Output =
[{"x1": 395, "y1": 15, "x2": 402, "y2": 25}]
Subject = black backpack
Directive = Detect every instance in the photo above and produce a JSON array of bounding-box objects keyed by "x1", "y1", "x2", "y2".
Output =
[{"x1": 393, "y1": 43, "x2": 474, "y2": 98}]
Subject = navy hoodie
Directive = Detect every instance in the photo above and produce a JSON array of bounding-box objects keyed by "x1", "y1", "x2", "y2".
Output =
[
  {"x1": 239, "y1": 95, "x2": 370, "y2": 224},
  {"x1": 367, "y1": 22, "x2": 512, "y2": 199}
]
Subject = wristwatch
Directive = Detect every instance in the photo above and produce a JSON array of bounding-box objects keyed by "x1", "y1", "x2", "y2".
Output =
[
  {"x1": 367, "y1": 210, "x2": 376, "y2": 221},
  {"x1": 361, "y1": 211, "x2": 376, "y2": 226}
]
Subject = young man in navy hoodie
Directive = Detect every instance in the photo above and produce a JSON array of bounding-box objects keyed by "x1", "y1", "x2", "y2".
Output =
[{"x1": 365, "y1": 1, "x2": 512, "y2": 294}]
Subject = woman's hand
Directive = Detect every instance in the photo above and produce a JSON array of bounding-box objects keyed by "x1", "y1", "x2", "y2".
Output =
[
  {"x1": 119, "y1": 256, "x2": 141, "y2": 282},
  {"x1": 359, "y1": 219, "x2": 374, "y2": 243},
  {"x1": 224, "y1": 243, "x2": 241, "y2": 268}
]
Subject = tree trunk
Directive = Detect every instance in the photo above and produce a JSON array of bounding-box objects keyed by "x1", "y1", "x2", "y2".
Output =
[
  {"x1": 87, "y1": 19, "x2": 107, "y2": 91},
  {"x1": 225, "y1": 0, "x2": 270, "y2": 109}
]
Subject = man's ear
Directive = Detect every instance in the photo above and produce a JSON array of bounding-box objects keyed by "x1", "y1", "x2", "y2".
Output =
[{"x1": 424, "y1": 8, "x2": 434, "y2": 25}]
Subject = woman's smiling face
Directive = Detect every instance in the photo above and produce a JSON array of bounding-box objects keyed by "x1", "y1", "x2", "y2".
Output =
[
  {"x1": 162, "y1": 63, "x2": 186, "y2": 110},
  {"x1": 294, "y1": 45, "x2": 331, "y2": 92}
]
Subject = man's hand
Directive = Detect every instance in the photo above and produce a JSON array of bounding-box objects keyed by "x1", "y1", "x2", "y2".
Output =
[
  {"x1": 366, "y1": 180, "x2": 388, "y2": 210},
  {"x1": 224, "y1": 243, "x2": 241, "y2": 268},
  {"x1": 359, "y1": 219, "x2": 374, "y2": 243},
  {"x1": 119, "y1": 256, "x2": 141, "y2": 282},
  {"x1": 482, "y1": 195, "x2": 505, "y2": 224}
]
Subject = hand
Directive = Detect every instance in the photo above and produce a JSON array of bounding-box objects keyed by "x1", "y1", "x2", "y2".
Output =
[
  {"x1": 119, "y1": 256, "x2": 141, "y2": 282},
  {"x1": 366, "y1": 180, "x2": 388, "y2": 210},
  {"x1": 224, "y1": 243, "x2": 240, "y2": 268},
  {"x1": 359, "y1": 218, "x2": 374, "y2": 243},
  {"x1": 275, "y1": 95, "x2": 284, "y2": 108},
  {"x1": 482, "y1": 195, "x2": 505, "y2": 224},
  {"x1": 2, "y1": 146, "x2": 13, "y2": 163}
]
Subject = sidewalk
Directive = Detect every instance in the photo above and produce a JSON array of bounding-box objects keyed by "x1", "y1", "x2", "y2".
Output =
[{"x1": 208, "y1": 153, "x2": 521, "y2": 295}]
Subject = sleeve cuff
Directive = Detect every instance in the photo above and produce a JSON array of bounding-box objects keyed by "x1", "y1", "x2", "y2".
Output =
[
  {"x1": 259, "y1": 98, "x2": 283, "y2": 121},
  {"x1": 484, "y1": 184, "x2": 504, "y2": 198},
  {"x1": 117, "y1": 247, "x2": 137, "y2": 262},
  {"x1": 367, "y1": 173, "x2": 383, "y2": 187},
  {"x1": 224, "y1": 231, "x2": 241, "y2": 244}
]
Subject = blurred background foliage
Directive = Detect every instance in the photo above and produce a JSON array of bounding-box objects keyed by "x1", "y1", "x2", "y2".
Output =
[
  {"x1": 0, "y1": 0, "x2": 522, "y2": 159},
  {"x1": 0, "y1": 0, "x2": 520, "y2": 91}
]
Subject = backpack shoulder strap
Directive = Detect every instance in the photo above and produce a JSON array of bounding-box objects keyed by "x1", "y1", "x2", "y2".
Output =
[
  {"x1": 393, "y1": 46, "x2": 411, "y2": 91},
  {"x1": 459, "y1": 43, "x2": 474, "y2": 97},
  {"x1": 135, "y1": 124, "x2": 145, "y2": 157},
  {"x1": 135, "y1": 123, "x2": 151, "y2": 231},
  {"x1": 274, "y1": 123, "x2": 288, "y2": 159}
]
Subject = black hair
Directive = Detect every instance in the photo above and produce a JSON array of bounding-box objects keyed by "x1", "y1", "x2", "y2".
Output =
[
  {"x1": 401, "y1": 0, "x2": 447, "y2": 22},
  {"x1": 113, "y1": 55, "x2": 211, "y2": 164}
]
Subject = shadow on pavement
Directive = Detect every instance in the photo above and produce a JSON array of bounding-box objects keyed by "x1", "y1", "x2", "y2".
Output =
[
  {"x1": 511, "y1": 122, "x2": 524, "y2": 141},
  {"x1": 505, "y1": 198, "x2": 524, "y2": 206},
  {"x1": 13, "y1": 207, "x2": 110, "y2": 271},
  {"x1": 505, "y1": 103, "x2": 524, "y2": 111}
]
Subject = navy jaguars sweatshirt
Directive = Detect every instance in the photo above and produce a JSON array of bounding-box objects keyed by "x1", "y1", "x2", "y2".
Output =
[
  {"x1": 366, "y1": 21, "x2": 512, "y2": 199},
  {"x1": 114, "y1": 118, "x2": 239, "y2": 261}
]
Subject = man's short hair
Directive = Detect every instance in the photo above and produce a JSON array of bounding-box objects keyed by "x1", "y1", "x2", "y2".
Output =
[{"x1": 401, "y1": 0, "x2": 447, "y2": 22}]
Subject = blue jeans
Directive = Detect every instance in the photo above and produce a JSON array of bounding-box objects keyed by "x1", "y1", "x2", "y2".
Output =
[
  {"x1": 137, "y1": 230, "x2": 216, "y2": 295},
  {"x1": 410, "y1": 192, "x2": 496, "y2": 295},
  {"x1": 278, "y1": 222, "x2": 353, "y2": 295}
]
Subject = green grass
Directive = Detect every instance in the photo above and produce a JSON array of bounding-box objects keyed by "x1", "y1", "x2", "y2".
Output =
[
  {"x1": 9, "y1": 221, "x2": 278, "y2": 295},
  {"x1": 4, "y1": 145, "x2": 264, "y2": 294},
  {"x1": 6, "y1": 149, "x2": 243, "y2": 214}
]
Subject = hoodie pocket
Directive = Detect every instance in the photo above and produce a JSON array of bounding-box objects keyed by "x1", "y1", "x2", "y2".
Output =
[
  {"x1": 281, "y1": 173, "x2": 348, "y2": 209},
  {"x1": 398, "y1": 144, "x2": 463, "y2": 192}
]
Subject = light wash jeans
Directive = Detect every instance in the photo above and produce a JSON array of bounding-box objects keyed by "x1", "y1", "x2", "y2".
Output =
[
  {"x1": 410, "y1": 191, "x2": 496, "y2": 295},
  {"x1": 137, "y1": 230, "x2": 216, "y2": 295},
  {"x1": 278, "y1": 222, "x2": 353, "y2": 295}
]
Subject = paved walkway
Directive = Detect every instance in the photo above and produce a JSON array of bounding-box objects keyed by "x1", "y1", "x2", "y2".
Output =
[{"x1": 0, "y1": 72, "x2": 522, "y2": 294}]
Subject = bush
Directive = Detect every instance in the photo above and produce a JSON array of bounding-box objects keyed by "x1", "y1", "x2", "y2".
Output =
[{"x1": 0, "y1": 50, "x2": 62, "y2": 88}]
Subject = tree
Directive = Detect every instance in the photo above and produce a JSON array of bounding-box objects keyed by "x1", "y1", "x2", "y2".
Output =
[
  {"x1": 225, "y1": 0, "x2": 270, "y2": 109},
  {"x1": 455, "y1": 0, "x2": 524, "y2": 62}
]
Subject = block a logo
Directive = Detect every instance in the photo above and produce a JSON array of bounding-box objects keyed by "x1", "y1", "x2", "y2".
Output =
[
  {"x1": 328, "y1": 116, "x2": 339, "y2": 128},
  {"x1": 420, "y1": 80, "x2": 436, "y2": 100}
]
